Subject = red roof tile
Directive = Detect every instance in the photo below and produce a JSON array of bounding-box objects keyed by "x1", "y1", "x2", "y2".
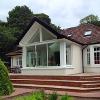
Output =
[{"x1": 61, "y1": 24, "x2": 100, "y2": 45}]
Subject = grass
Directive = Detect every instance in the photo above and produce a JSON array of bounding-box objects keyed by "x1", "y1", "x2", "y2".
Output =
[{"x1": 15, "y1": 90, "x2": 73, "y2": 100}]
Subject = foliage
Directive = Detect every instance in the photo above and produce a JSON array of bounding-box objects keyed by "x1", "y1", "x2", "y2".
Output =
[
  {"x1": 0, "y1": 25, "x2": 18, "y2": 52},
  {"x1": 34, "y1": 13, "x2": 51, "y2": 24},
  {"x1": 7, "y1": 5, "x2": 61, "y2": 33},
  {"x1": 48, "y1": 92, "x2": 58, "y2": 100},
  {"x1": 0, "y1": 59, "x2": 13, "y2": 96},
  {"x1": 60, "y1": 94, "x2": 73, "y2": 100},
  {"x1": 16, "y1": 90, "x2": 46, "y2": 100},
  {"x1": 80, "y1": 14, "x2": 100, "y2": 26},
  {"x1": 7, "y1": 5, "x2": 33, "y2": 31},
  {"x1": 15, "y1": 90, "x2": 73, "y2": 100},
  {"x1": 50, "y1": 23, "x2": 61, "y2": 32}
]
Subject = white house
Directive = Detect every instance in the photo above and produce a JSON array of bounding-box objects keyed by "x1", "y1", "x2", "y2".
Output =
[{"x1": 8, "y1": 17, "x2": 100, "y2": 75}]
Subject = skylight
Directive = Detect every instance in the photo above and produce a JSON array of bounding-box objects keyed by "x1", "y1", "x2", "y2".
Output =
[
  {"x1": 84, "y1": 31, "x2": 92, "y2": 36},
  {"x1": 67, "y1": 34, "x2": 72, "y2": 37},
  {"x1": 67, "y1": 33, "x2": 72, "y2": 37}
]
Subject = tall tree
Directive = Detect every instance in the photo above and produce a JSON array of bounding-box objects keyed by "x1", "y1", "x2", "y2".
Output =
[
  {"x1": 80, "y1": 14, "x2": 100, "y2": 25},
  {"x1": 7, "y1": 5, "x2": 34, "y2": 31},
  {"x1": 34, "y1": 13, "x2": 51, "y2": 24},
  {"x1": 0, "y1": 25, "x2": 18, "y2": 52},
  {"x1": 7, "y1": 5, "x2": 61, "y2": 34}
]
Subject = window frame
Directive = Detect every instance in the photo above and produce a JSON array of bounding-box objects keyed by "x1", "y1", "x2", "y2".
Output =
[
  {"x1": 94, "y1": 47, "x2": 100, "y2": 64},
  {"x1": 87, "y1": 48, "x2": 90, "y2": 65},
  {"x1": 16, "y1": 56, "x2": 22, "y2": 66},
  {"x1": 26, "y1": 41, "x2": 60, "y2": 67},
  {"x1": 66, "y1": 45, "x2": 71, "y2": 65},
  {"x1": 84, "y1": 31, "x2": 92, "y2": 36}
]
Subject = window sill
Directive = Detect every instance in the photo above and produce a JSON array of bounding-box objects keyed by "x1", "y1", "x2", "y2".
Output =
[
  {"x1": 85, "y1": 66, "x2": 100, "y2": 68},
  {"x1": 22, "y1": 65, "x2": 74, "y2": 70}
]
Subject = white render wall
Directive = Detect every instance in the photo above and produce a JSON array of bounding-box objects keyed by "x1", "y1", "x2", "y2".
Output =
[
  {"x1": 71, "y1": 44, "x2": 82, "y2": 74},
  {"x1": 83, "y1": 44, "x2": 100, "y2": 73}
]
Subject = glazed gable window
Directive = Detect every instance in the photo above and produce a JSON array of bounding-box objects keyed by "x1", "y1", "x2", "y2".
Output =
[{"x1": 94, "y1": 47, "x2": 100, "y2": 64}]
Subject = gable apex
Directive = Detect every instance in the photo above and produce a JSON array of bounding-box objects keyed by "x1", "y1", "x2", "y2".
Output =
[{"x1": 17, "y1": 17, "x2": 62, "y2": 45}]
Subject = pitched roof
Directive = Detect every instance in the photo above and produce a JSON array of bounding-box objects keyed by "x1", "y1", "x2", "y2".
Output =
[
  {"x1": 16, "y1": 17, "x2": 100, "y2": 46},
  {"x1": 6, "y1": 47, "x2": 22, "y2": 56},
  {"x1": 61, "y1": 24, "x2": 100, "y2": 45},
  {"x1": 17, "y1": 17, "x2": 83, "y2": 45}
]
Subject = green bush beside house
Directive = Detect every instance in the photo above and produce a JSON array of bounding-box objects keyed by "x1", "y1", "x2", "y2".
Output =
[{"x1": 0, "y1": 59, "x2": 13, "y2": 96}]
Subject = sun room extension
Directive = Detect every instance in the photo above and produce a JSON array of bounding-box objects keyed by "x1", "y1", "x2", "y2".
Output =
[{"x1": 19, "y1": 22, "x2": 72, "y2": 69}]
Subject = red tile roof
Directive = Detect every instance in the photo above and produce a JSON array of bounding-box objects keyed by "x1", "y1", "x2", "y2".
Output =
[{"x1": 61, "y1": 24, "x2": 100, "y2": 45}]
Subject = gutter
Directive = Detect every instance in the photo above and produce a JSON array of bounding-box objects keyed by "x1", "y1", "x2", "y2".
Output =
[{"x1": 82, "y1": 49, "x2": 84, "y2": 73}]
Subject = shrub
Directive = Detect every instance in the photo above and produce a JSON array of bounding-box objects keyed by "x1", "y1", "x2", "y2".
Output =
[
  {"x1": 61, "y1": 94, "x2": 73, "y2": 100},
  {"x1": 16, "y1": 90, "x2": 46, "y2": 100},
  {"x1": 33, "y1": 90, "x2": 46, "y2": 100},
  {"x1": 0, "y1": 59, "x2": 13, "y2": 96},
  {"x1": 48, "y1": 92, "x2": 58, "y2": 100}
]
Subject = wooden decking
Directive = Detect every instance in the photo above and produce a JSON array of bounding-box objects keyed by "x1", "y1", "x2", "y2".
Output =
[{"x1": 10, "y1": 73, "x2": 100, "y2": 92}]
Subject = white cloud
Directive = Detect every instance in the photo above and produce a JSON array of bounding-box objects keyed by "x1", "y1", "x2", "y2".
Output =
[{"x1": 0, "y1": 0, "x2": 100, "y2": 28}]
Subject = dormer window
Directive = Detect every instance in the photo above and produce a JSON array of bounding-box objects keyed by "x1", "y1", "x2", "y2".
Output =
[
  {"x1": 67, "y1": 33, "x2": 72, "y2": 37},
  {"x1": 84, "y1": 31, "x2": 92, "y2": 36}
]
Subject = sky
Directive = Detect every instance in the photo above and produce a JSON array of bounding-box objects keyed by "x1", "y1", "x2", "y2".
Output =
[{"x1": 0, "y1": 0, "x2": 100, "y2": 29}]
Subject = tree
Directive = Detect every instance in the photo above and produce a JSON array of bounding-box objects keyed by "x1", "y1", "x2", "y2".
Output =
[
  {"x1": 0, "y1": 25, "x2": 18, "y2": 52},
  {"x1": 50, "y1": 23, "x2": 61, "y2": 32},
  {"x1": 0, "y1": 59, "x2": 13, "y2": 96},
  {"x1": 80, "y1": 14, "x2": 99, "y2": 24},
  {"x1": 7, "y1": 5, "x2": 34, "y2": 31},
  {"x1": 7, "y1": 5, "x2": 61, "y2": 33},
  {"x1": 34, "y1": 13, "x2": 51, "y2": 24}
]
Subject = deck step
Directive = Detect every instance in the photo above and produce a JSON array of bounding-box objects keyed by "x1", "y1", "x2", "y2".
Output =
[
  {"x1": 10, "y1": 74, "x2": 100, "y2": 92},
  {"x1": 82, "y1": 83, "x2": 100, "y2": 88},
  {"x1": 11, "y1": 79, "x2": 100, "y2": 88},
  {"x1": 13, "y1": 83, "x2": 100, "y2": 92},
  {"x1": 10, "y1": 75, "x2": 100, "y2": 81}
]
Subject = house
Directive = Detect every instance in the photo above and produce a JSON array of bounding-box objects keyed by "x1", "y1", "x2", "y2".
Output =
[{"x1": 7, "y1": 17, "x2": 100, "y2": 75}]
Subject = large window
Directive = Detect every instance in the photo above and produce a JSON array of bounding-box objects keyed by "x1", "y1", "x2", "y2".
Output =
[
  {"x1": 94, "y1": 47, "x2": 100, "y2": 64},
  {"x1": 48, "y1": 43, "x2": 60, "y2": 66},
  {"x1": 26, "y1": 42, "x2": 60, "y2": 67},
  {"x1": 27, "y1": 46, "x2": 36, "y2": 67},
  {"x1": 87, "y1": 48, "x2": 90, "y2": 64},
  {"x1": 36, "y1": 44, "x2": 47, "y2": 66}
]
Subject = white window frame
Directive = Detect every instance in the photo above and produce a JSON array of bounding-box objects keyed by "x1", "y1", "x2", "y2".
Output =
[
  {"x1": 26, "y1": 41, "x2": 60, "y2": 67},
  {"x1": 87, "y1": 48, "x2": 90, "y2": 65},
  {"x1": 16, "y1": 56, "x2": 22, "y2": 66},
  {"x1": 94, "y1": 47, "x2": 100, "y2": 64},
  {"x1": 66, "y1": 45, "x2": 71, "y2": 65}
]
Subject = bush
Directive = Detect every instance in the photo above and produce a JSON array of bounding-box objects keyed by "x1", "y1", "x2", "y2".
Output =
[
  {"x1": 61, "y1": 94, "x2": 73, "y2": 100},
  {"x1": 33, "y1": 90, "x2": 46, "y2": 100},
  {"x1": 48, "y1": 92, "x2": 58, "y2": 100},
  {"x1": 16, "y1": 90, "x2": 46, "y2": 100},
  {"x1": 0, "y1": 59, "x2": 13, "y2": 96}
]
